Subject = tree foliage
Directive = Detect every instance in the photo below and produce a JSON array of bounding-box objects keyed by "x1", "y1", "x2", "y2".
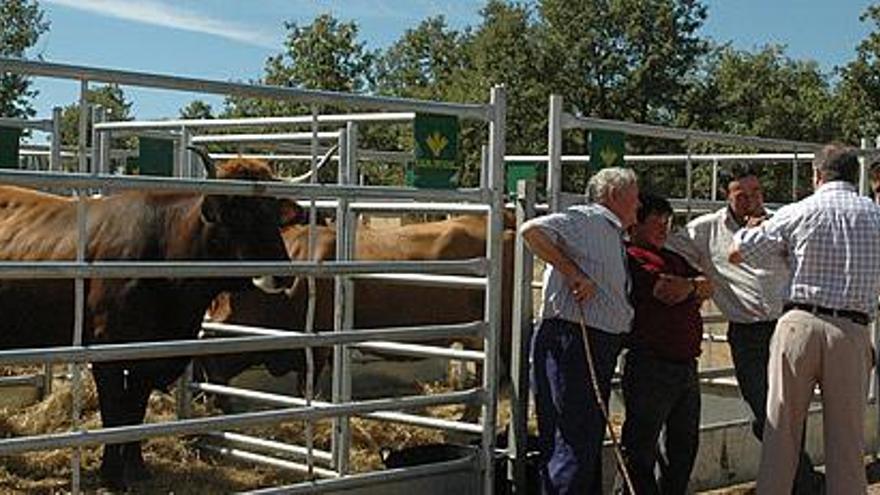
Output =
[
  {"x1": 60, "y1": 84, "x2": 133, "y2": 147},
  {"x1": 0, "y1": 0, "x2": 49, "y2": 119},
  {"x1": 836, "y1": 5, "x2": 880, "y2": 143}
]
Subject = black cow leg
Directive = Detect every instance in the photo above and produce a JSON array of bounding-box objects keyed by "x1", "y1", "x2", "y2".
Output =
[
  {"x1": 93, "y1": 363, "x2": 127, "y2": 490},
  {"x1": 93, "y1": 363, "x2": 153, "y2": 489},
  {"x1": 121, "y1": 376, "x2": 152, "y2": 484}
]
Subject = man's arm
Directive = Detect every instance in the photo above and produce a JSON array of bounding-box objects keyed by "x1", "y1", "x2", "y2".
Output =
[
  {"x1": 521, "y1": 223, "x2": 596, "y2": 303},
  {"x1": 653, "y1": 274, "x2": 712, "y2": 305}
]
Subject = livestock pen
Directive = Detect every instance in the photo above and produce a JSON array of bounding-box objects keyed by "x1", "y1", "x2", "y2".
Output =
[{"x1": 0, "y1": 57, "x2": 507, "y2": 494}]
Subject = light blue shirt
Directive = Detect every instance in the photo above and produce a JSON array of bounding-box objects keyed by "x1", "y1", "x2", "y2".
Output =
[
  {"x1": 734, "y1": 181, "x2": 880, "y2": 318},
  {"x1": 532, "y1": 204, "x2": 633, "y2": 334}
]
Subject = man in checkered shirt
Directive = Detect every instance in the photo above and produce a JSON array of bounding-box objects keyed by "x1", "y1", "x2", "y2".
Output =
[{"x1": 730, "y1": 144, "x2": 880, "y2": 494}]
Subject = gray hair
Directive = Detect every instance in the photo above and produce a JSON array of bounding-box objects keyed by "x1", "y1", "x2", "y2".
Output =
[
  {"x1": 586, "y1": 167, "x2": 638, "y2": 203},
  {"x1": 813, "y1": 144, "x2": 859, "y2": 184}
]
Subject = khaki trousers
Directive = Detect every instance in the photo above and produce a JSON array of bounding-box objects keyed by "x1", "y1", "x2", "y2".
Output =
[{"x1": 756, "y1": 309, "x2": 872, "y2": 495}]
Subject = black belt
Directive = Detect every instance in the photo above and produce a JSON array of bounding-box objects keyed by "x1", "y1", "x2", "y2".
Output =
[{"x1": 783, "y1": 303, "x2": 870, "y2": 326}]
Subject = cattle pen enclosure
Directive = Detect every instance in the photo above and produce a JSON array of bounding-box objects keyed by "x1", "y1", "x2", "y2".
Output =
[
  {"x1": 0, "y1": 57, "x2": 508, "y2": 494},
  {"x1": 4, "y1": 56, "x2": 880, "y2": 495}
]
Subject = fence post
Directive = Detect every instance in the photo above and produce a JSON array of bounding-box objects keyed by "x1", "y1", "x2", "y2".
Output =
[{"x1": 509, "y1": 179, "x2": 535, "y2": 493}]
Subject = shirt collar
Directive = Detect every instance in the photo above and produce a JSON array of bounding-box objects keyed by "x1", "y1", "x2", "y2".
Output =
[
  {"x1": 593, "y1": 203, "x2": 625, "y2": 231},
  {"x1": 815, "y1": 181, "x2": 857, "y2": 195}
]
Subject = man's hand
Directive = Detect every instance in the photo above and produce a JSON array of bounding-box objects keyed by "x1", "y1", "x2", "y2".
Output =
[
  {"x1": 567, "y1": 274, "x2": 597, "y2": 303},
  {"x1": 691, "y1": 275, "x2": 713, "y2": 300},
  {"x1": 654, "y1": 273, "x2": 692, "y2": 305},
  {"x1": 743, "y1": 214, "x2": 767, "y2": 228}
]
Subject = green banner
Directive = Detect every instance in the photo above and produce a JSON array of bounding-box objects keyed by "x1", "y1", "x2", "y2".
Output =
[
  {"x1": 506, "y1": 162, "x2": 541, "y2": 195},
  {"x1": 0, "y1": 127, "x2": 22, "y2": 170},
  {"x1": 405, "y1": 165, "x2": 457, "y2": 189},
  {"x1": 414, "y1": 113, "x2": 459, "y2": 169},
  {"x1": 137, "y1": 137, "x2": 175, "y2": 176},
  {"x1": 589, "y1": 129, "x2": 626, "y2": 170}
]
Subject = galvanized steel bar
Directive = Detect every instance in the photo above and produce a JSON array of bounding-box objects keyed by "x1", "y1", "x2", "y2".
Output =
[
  {"x1": 567, "y1": 114, "x2": 825, "y2": 152},
  {"x1": 0, "y1": 168, "x2": 485, "y2": 202},
  {"x1": 193, "y1": 383, "x2": 484, "y2": 435},
  {"x1": 201, "y1": 444, "x2": 340, "y2": 479},
  {"x1": 331, "y1": 123, "x2": 353, "y2": 474},
  {"x1": 0, "y1": 58, "x2": 490, "y2": 121},
  {"x1": 0, "y1": 259, "x2": 486, "y2": 279},
  {"x1": 201, "y1": 323, "x2": 485, "y2": 361},
  {"x1": 509, "y1": 179, "x2": 536, "y2": 493},
  {"x1": 94, "y1": 112, "x2": 415, "y2": 131},
  {"x1": 0, "y1": 374, "x2": 44, "y2": 388},
  {"x1": 350, "y1": 273, "x2": 487, "y2": 289},
  {"x1": 50, "y1": 107, "x2": 63, "y2": 172},
  {"x1": 190, "y1": 131, "x2": 340, "y2": 144},
  {"x1": 0, "y1": 117, "x2": 53, "y2": 132},
  {"x1": 248, "y1": 455, "x2": 478, "y2": 495},
  {"x1": 482, "y1": 85, "x2": 506, "y2": 495},
  {"x1": 0, "y1": 389, "x2": 482, "y2": 455},
  {"x1": 0, "y1": 321, "x2": 485, "y2": 366},
  {"x1": 547, "y1": 95, "x2": 563, "y2": 212},
  {"x1": 205, "y1": 431, "x2": 334, "y2": 465},
  {"x1": 77, "y1": 80, "x2": 88, "y2": 174}
]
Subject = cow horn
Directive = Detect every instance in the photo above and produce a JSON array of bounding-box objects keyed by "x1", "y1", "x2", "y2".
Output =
[
  {"x1": 283, "y1": 144, "x2": 340, "y2": 183},
  {"x1": 187, "y1": 145, "x2": 216, "y2": 178}
]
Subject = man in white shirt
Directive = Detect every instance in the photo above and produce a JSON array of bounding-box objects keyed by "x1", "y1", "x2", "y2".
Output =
[{"x1": 667, "y1": 165, "x2": 819, "y2": 493}]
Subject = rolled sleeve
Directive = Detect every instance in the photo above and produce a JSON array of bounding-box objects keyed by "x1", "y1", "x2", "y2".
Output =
[{"x1": 734, "y1": 217, "x2": 789, "y2": 267}]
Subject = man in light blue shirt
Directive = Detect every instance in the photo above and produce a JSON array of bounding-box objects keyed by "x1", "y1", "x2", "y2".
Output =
[{"x1": 522, "y1": 167, "x2": 639, "y2": 494}]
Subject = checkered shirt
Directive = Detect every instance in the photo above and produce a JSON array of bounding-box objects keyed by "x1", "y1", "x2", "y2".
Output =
[
  {"x1": 532, "y1": 203, "x2": 634, "y2": 334},
  {"x1": 734, "y1": 181, "x2": 880, "y2": 318}
]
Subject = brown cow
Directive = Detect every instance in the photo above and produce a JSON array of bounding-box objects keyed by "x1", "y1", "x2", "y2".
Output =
[
  {"x1": 0, "y1": 154, "x2": 300, "y2": 490},
  {"x1": 204, "y1": 214, "x2": 516, "y2": 398}
]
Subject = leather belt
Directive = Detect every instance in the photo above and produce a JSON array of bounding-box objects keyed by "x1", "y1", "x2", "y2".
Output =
[{"x1": 783, "y1": 303, "x2": 870, "y2": 326}]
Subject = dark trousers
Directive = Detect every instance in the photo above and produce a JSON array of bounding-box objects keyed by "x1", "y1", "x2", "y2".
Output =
[
  {"x1": 728, "y1": 321, "x2": 817, "y2": 494},
  {"x1": 531, "y1": 318, "x2": 623, "y2": 495},
  {"x1": 620, "y1": 351, "x2": 700, "y2": 495}
]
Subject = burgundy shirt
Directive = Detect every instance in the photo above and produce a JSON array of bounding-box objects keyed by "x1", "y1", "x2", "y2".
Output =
[{"x1": 626, "y1": 243, "x2": 704, "y2": 361}]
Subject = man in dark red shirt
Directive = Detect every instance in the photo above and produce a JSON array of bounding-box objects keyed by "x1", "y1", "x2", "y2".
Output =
[{"x1": 621, "y1": 193, "x2": 712, "y2": 495}]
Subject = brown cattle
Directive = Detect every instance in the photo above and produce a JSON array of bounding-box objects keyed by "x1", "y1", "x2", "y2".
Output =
[
  {"x1": 204, "y1": 214, "x2": 515, "y2": 393},
  {"x1": 0, "y1": 155, "x2": 299, "y2": 490}
]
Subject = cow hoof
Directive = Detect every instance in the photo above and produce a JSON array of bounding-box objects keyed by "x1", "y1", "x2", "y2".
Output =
[
  {"x1": 99, "y1": 471, "x2": 128, "y2": 492},
  {"x1": 124, "y1": 462, "x2": 152, "y2": 484}
]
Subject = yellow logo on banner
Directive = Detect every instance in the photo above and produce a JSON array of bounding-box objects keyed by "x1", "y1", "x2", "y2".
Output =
[
  {"x1": 426, "y1": 132, "x2": 449, "y2": 158},
  {"x1": 600, "y1": 147, "x2": 619, "y2": 167}
]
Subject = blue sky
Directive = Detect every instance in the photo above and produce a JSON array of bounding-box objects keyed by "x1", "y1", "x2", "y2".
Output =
[{"x1": 17, "y1": 0, "x2": 879, "y2": 126}]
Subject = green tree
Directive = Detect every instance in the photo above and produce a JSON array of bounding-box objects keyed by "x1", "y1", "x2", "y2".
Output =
[
  {"x1": 224, "y1": 14, "x2": 374, "y2": 118},
  {"x1": 836, "y1": 5, "x2": 880, "y2": 143},
  {"x1": 679, "y1": 44, "x2": 838, "y2": 201},
  {"x1": 374, "y1": 16, "x2": 470, "y2": 101},
  {"x1": 179, "y1": 99, "x2": 215, "y2": 119},
  {"x1": 0, "y1": 0, "x2": 50, "y2": 119},
  {"x1": 60, "y1": 84, "x2": 134, "y2": 147},
  {"x1": 538, "y1": 0, "x2": 708, "y2": 124}
]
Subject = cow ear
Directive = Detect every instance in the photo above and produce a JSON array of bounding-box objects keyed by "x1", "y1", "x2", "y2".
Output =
[
  {"x1": 201, "y1": 195, "x2": 225, "y2": 224},
  {"x1": 278, "y1": 198, "x2": 305, "y2": 227}
]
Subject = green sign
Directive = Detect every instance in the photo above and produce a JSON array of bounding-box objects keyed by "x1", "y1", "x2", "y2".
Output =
[
  {"x1": 414, "y1": 114, "x2": 459, "y2": 169},
  {"x1": 0, "y1": 127, "x2": 22, "y2": 170},
  {"x1": 137, "y1": 137, "x2": 175, "y2": 176},
  {"x1": 506, "y1": 162, "x2": 541, "y2": 195},
  {"x1": 408, "y1": 113, "x2": 460, "y2": 189},
  {"x1": 589, "y1": 129, "x2": 625, "y2": 170},
  {"x1": 405, "y1": 166, "x2": 457, "y2": 189}
]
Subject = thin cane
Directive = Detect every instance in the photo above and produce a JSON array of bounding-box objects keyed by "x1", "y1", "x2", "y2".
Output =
[{"x1": 577, "y1": 304, "x2": 637, "y2": 494}]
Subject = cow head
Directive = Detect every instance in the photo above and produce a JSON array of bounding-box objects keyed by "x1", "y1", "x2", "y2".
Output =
[{"x1": 189, "y1": 148, "x2": 304, "y2": 292}]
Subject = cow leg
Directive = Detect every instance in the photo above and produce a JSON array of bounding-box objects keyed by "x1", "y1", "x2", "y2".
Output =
[
  {"x1": 92, "y1": 362, "x2": 127, "y2": 490},
  {"x1": 92, "y1": 363, "x2": 152, "y2": 489},
  {"x1": 121, "y1": 374, "x2": 152, "y2": 484}
]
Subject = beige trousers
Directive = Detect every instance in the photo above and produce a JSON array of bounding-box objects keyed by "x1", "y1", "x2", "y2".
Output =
[{"x1": 756, "y1": 309, "x2": 872, "y2": 495}]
